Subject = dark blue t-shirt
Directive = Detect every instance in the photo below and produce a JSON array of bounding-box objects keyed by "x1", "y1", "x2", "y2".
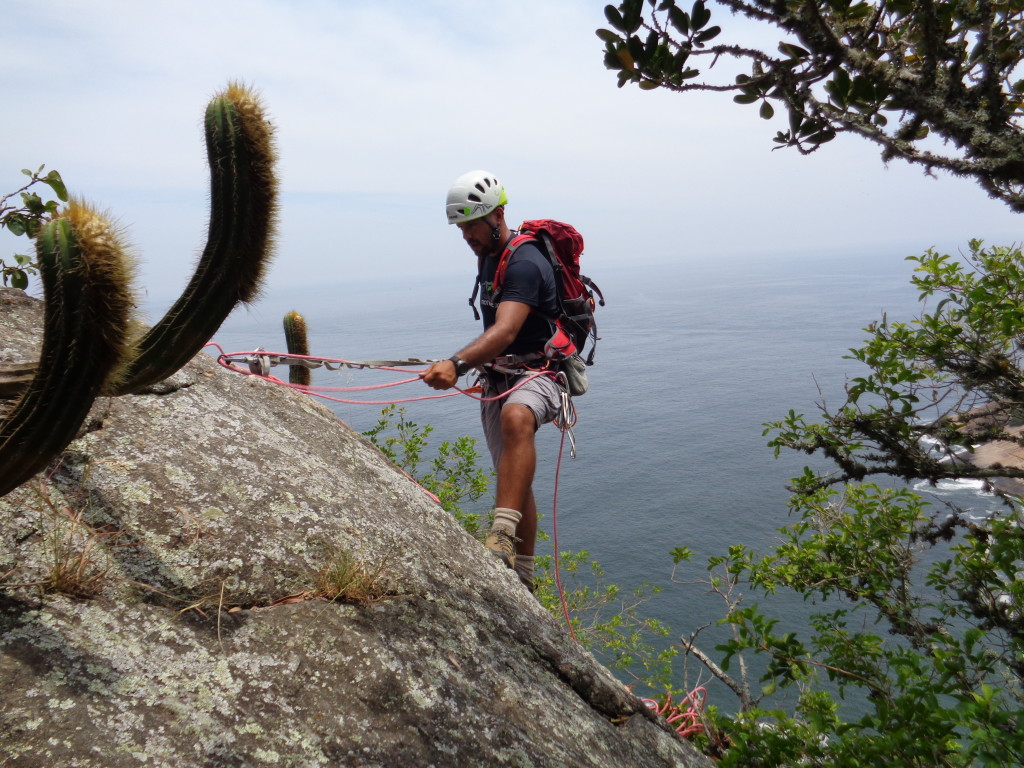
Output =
[{"x1": 478, "y1": 241, "x2": 559, "y2": 356}]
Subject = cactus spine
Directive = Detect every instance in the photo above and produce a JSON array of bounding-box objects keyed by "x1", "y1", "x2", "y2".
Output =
[
  {"x1": 0, "y1": 202, "x2": 135, "y2": 497},
  {"x1": 114, "y1": 82, "x2": 278, "y2": 394},
  {"x1": 283, "y1": 311, "x2": 311, "y2": 386}
]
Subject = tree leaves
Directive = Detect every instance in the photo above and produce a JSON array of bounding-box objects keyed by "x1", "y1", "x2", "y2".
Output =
[
  {"x1": 598, "y1": 0, "x2": 721, "y2": 89},
  {"x1": 43, "y1": 169, "x2": 68, "y2": 202},
  {"x1": 1, "y1": 166, "x2": 67, "y2": 289},
  {"x1": 596, "y1": 0, "x2": 1024, "y2": 209}
]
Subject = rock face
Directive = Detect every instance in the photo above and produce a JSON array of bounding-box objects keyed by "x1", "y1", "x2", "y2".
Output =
[{"x1": 0, "y1": 289, "x2": 710, "y2": 768}]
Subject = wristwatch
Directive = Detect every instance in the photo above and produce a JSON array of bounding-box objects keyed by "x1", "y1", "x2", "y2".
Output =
[{"x1": 448, "y1": 356, "x2": 471, "y2": 376}]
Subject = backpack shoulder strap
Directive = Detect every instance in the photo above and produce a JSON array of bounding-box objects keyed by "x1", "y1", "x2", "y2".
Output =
[
  {"x1": 467, "y1": 276, "x2": 481, "y2": 321},
  {"x1": 493, "y1": 232, "x2": 537, "y2": 291}
]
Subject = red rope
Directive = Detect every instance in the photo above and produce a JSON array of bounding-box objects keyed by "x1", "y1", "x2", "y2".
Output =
[
  {"x1": 642, "y1": 688, "x2": 708, "y2": 739},
  {"x1": 210, "y1": 344, "x2": 708, "y2": 723},
  {"x1": 551, "y1": 423, "x2": 577, "y2": 642},
  {"x1": 211, "y1": 346, "x2": 556, "y2": 405}
]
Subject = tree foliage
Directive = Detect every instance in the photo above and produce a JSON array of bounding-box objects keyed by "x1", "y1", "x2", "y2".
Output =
[
  {"x1": 597, "y1": 3, "x2": 1024, "y2": 763},
  {"x1": 0, "y1": 166, "x2": 67, "y2": 289},
  {"x1": 688, "y1": 481, "x2": 1024, "y2": 766},
  {"x1": 757, "y1": 247, "x2": 1024, "y2": 763},
  {"x1": 597, "y1": 0, "x2": 1024, "y2": 210},
  {"x1": 769, "y1": 242, "x2": 1024, "y2": 494},
  {"x1": 653, "y1": 251, "x2": 1024, "y2": 766}
]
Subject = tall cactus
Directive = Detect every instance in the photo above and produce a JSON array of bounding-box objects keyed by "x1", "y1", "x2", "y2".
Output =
[
  {"x1": 0, "y1": 202, "x2": 135, "y2": 497},
  {"x1": 283, "y1": 310, "x2": 311, "y2": 386},
  {"x1": 0, "y1": 82, "x2": 280, "y2": 498},
  {"x1": 114, "y1": 82, "x2": 278, "y2": 394}
]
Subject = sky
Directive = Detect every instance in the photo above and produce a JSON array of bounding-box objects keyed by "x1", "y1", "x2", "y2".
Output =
[{"x1": 2, "y1": 0, "x2": 1022, "y2": 308}]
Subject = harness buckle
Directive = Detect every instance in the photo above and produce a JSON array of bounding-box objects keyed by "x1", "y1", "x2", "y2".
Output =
[{"x1": 487, "y1": 352, "x2": 547, "y2": 372}]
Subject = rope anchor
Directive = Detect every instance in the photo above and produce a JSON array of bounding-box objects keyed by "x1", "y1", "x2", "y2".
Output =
[{"x1": 220, "y1": 347, "x2": 442, "y2": 377}]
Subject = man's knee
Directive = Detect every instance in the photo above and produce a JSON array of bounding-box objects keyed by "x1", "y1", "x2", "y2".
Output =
[{"x1": 501, "y1": 403, "x2": 537, "y2": 441}]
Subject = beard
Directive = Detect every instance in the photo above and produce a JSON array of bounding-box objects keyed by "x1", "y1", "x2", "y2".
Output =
[{"x1": 467, "y1": 234, "x2": 502, "y2": 259}]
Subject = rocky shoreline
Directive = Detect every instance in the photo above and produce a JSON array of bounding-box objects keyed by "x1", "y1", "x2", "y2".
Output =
[{"x1": 968, "y1": 432, "x2": 1024, "y2": 498}]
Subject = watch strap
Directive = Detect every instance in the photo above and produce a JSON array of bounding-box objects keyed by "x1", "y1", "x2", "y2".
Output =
[{"x1": 448, "y1": 356, "x2": 471, "y2": 376}]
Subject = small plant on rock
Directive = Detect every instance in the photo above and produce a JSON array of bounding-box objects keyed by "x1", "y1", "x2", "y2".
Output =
[
  {"x1": 314, "y1": 544, "x2": 392, "y2": 605},
  {"x1": 1, "y1": 478, "x2": 119, "y2": 599},
  {"x1": 535, "y1": 548, "x2": 676, "y2": 694},
  {"x1": 363, "y1": 404, "x2": 492, "y2": 533}
]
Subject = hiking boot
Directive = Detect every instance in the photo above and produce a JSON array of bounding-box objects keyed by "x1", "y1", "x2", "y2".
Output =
[{"x1": 483, "y1": 530, "x2": 518, "y2": 569}]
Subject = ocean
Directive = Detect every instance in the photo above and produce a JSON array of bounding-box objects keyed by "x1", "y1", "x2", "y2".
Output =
[{"x1": 195, "y1": 247, "x2": 996, "y2": 711}]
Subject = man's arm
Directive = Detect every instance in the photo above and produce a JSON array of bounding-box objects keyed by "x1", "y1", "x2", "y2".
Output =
[{"x1": 422, "y1": 301, "x2": 532, "y2": 390}]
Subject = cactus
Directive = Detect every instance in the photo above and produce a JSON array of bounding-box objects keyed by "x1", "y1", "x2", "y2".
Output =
[
  {"x1": 0, "y1": 202, "x2": 135, "y2": 497},
  {"x1": 283, "y1": 310, "x2": 311, "y2": 386},
  {"x1": 0, "y1": 82, "x2": 279, "y2": 497},
  {"x1": 114, "y1": 82, "x2": 278, "y2": 394}
]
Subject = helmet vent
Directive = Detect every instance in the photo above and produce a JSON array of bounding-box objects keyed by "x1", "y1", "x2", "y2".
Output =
[{"x1": 467, "y1": 193, "x2": 481, "y2": 202}]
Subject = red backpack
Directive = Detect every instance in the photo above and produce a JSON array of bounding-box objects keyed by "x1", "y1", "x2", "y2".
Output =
[{"x1": 470, "y1": 219, "x2": 604, "y2": 364}]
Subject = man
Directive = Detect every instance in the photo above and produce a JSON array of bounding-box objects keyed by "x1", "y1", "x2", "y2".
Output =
[{"x1": 422, "y1": 170, "x2": 562, "y2": 592}]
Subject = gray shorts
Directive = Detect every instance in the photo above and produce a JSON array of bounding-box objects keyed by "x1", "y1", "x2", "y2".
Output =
[{"x1": 480, "y1": 372, "x2": 562, "y2": 468}]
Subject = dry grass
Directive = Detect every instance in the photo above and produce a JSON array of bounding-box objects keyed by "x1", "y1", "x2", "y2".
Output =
[
  {"x1": 1, "y1": 480, "x2": 121, "y2": 598},
  {"x1": 314, "y1": 544, "x2": 393, "y2": 606}
]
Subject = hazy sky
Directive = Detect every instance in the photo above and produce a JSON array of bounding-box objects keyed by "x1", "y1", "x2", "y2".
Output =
[{"x1": 3, "y1": 0, "x2": 1022, "y2": 305}]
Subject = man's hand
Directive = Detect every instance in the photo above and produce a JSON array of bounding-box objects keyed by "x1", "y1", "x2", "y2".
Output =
[
  {"x1": 422, "y1": 359, "x2": 458, "y2": 390},
  {"x1": 423, "y1": 301, "x2": 531, "y2": 391}
]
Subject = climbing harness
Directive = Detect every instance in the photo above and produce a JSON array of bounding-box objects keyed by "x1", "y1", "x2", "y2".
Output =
[{"x1": 486, "y1": 351, "x2": 547, "y2": 374}]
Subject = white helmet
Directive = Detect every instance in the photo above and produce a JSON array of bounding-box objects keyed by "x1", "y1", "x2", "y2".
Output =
[{"x1": 445, "y1": 170, "x2": 508, "y2": 224}]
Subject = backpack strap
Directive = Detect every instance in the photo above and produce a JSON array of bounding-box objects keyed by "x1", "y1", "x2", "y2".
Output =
[
  {"x1": 493, "y1": 232, "x2": 536, "y2": 292},
  {"x1": 467, "y1": 276, "x2": 481, "y2": 321},
  {"x1": 468, "y1": 241, "x2": 532, "y2": 321},
  {"x1": 467, "y1": 254, "x2": 486, "y2": 321},
  {"x1": 582, "y1": 274, "x2": 606, "y2": 307}
]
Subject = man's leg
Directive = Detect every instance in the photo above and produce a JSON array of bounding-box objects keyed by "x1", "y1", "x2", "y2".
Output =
[
  {"x1": 511, "y1": 490, "x2": 538, "y2": 592},
  {"x1": 515, "y1": 490, "x2": 538, "y2": 557},
  {"x1": 479, "y1": 374, "x2": 560, "y2": 588},
  {"x1": 482, "y1": 402, "x2": 537, "y2": 570},
  {"x1": 494, "y1": 402, "x2": 537, "y2": 549}
]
